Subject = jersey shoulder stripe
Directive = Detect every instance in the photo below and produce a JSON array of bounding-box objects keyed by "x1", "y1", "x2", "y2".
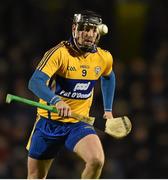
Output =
[
  {"x1": 38, "y1": 47, "x2": 56, "y2": 70},
  {"x1": 37, "y1": 42, "x2": 64, "y2": 71}
]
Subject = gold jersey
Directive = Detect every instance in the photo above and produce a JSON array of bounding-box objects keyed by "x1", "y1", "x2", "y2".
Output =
[{"x1": 36, "y1": 41, "x2": 113, "y2": 122}]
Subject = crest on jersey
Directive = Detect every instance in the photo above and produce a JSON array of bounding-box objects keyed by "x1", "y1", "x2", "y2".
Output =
[{"x1": 95, "y1": 66, "x2": 101, "y2": 75}]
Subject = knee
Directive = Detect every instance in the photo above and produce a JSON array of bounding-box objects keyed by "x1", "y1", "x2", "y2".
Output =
[{"x1": 87, "y1": 156, "x2": 105, "y2": 169}]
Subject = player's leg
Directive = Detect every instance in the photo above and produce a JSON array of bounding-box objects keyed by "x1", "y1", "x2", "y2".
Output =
[
  {"x1": 65, "y1": 122, "x2": 105, "y2": 179},
  {"x1": 74, "y1": 134, "x2": 104, "y2": 179},
  {"x1": 26, "y1": 117, "x2": 65, "y2": 178},
  {"x1": 27, "y1": 157, "x2": 54, "y2": 178}
]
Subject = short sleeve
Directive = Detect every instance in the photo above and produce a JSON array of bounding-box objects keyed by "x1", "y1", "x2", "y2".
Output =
[
  {"x1": 36, "y1": 46, "x2": 63, "y2": 78},
  {"x1": 102, "y1": 51, "x2": 113, "y2": 76}
]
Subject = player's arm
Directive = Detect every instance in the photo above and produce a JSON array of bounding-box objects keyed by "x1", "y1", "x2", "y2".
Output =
[
  {"x1": 101, "y1": 51, "x2": 115, "y2": 119},
  {"x1": 28, "y1": 70, "x2": 71, "y2": 117},
  {"x1": 28, "y1": 70, "x2": 61, "y2": 105},
  {"x1": 101, "y1": 70, "x2": 116, "y2": 119},
  {"x1": 101, "y1": 53, "x2": 132, "y2": 138},
  {"x1": 28, "y1": 47, "x2": 71, "y2": 117}
]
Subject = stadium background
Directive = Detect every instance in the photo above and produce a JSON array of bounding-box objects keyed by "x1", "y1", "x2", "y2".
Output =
[{"x1": 0, "y1": 0, "x2": 167, "y2": 178}]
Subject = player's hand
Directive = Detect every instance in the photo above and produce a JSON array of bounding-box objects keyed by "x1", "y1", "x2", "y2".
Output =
[
  {"x1": 55, "y1": 100, "x2": 71, "y2": 117},
  {"x1": 103, "y1": 111, "x2": 113, "y2": 119}
]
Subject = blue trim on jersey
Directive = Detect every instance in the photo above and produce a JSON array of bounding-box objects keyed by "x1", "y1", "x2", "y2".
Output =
[
  {"x1": 28, "y1": 70, "x2": 61, "y2": 105},
  {"x1": 55, "y1": 75, "x2": 96, "y2": 99},
  {"x1": 28, "y1": 117, "x2": 96, "y2": 159},
  {"x1": 101, "y1": 71, "x2": 116, "y2": 111}
]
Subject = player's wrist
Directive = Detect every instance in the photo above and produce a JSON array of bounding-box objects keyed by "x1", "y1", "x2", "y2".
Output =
[
  {"x1": 103, "y1": 111, "x2": 113, "y2": 119},
  {"x1": 104, "y1": 108, "x2": 112, "y2": 112},
  {"x1": 49, "y1": 95, "x2": 62, "y2": 105}
]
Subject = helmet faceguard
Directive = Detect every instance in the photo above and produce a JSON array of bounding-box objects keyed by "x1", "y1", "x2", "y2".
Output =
[{"x1": 72, "y1": 11, "x2": 104, "y2": 53}]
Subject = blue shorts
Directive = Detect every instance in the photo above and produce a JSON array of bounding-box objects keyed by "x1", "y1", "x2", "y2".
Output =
[{"x1": 28, "y1": 116, "x2": 96, "y2": 160}]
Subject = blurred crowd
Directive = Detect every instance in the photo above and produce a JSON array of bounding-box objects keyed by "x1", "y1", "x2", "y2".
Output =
[{"x1": 0, "y1": 0, "x2": 167, "y2": 178}]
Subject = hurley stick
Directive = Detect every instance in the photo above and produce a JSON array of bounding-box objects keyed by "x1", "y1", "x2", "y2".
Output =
[{"x1": 6, "y1": 94, "x2": 95, "y2": 125}]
